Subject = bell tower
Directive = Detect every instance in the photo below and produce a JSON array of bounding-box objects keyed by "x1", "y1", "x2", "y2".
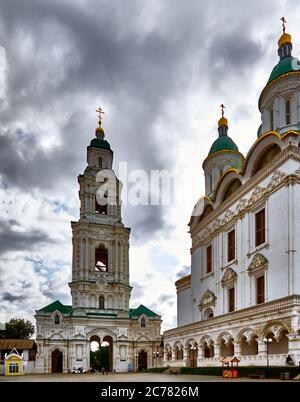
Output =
[{"x1": 69, "y1": 108, "x2": 132, "y2": 314}]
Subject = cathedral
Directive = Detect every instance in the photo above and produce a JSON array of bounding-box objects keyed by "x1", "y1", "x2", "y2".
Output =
[
  {"x1": 34, "y1": 110, "x2": 162, "y2": 373},
  {"x1": 164, "y1": 22, "x2": 300, "y2": 367}
]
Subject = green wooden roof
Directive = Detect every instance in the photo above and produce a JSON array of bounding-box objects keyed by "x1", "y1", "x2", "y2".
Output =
[
  {"x1": 129, "y1": 304, "x2": 160, "y2": 319},
  {"x1": 208, "y1": 136, "x2": 239, "y2": 156},
  {"x1": 36, "y1": 300, "x2": 72, "y2": 315},
  {"x1": 268, "y1": 56, "x2": 300, "y2": 84}
]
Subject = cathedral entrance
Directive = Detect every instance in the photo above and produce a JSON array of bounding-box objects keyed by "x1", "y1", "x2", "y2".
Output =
[
  {"x1": 51, "y1": 349, "x2": 63, "y2": 373},
  {"x1": 138, "y1": 350, "x2": 147, "y2": 371},
  {"x1": 90, "y1": 335, "x2": 113, "y2": 372}
]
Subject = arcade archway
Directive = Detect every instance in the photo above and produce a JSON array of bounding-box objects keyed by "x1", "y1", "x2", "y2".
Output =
[{"x1": 90, "y1": 335, "x2": 113, "y2": 372}]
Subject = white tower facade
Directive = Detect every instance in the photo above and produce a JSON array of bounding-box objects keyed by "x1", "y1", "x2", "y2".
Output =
[{"x1": 34, "y1": 114, "x2": 162, "y2": 374}]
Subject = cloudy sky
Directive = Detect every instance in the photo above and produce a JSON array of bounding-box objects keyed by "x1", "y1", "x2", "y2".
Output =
[{"x1": 0, "y1": 0, "x2": 299, "y2": 332}]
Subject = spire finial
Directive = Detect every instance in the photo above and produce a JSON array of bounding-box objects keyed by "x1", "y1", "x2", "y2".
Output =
[
  {"x1": 220, "y1": 104, "x2": 225, "y2": 118},
  {"x1": 95, "y1": 107, "x2": 105, "y2": 139},
  {"x1": 278, "y1": 17, "x2": 292, "y2": 59},
  {"x1": 95, "y1": 106, "x2": 105, "y2": 128},
  {"x1": 281, "y1": 16, "x2": 287, "y2": 33},
  {"x1": 218, "y1": 104, "x2": 228, "y2": 134}
]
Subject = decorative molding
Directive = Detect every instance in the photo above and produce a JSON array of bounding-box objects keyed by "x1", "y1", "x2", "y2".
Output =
[
  {"x1": 221, "y1": 267, "x2": 237, "y2": 286},
  {"x1": 192, "y1": 168, "x2": 293, "y2": 249},
  {"x1": 247, "y1": 253, "x2": 268, "y2": 275},
  {"x1": 259, "y1": 74, "x2": 300, "y2": 110},
  {"x1": 191, "y1": 146, "x2": 300, "y2": 238},
  {"x1": 199, "y1": 290, "x2": 217, "y2": 310}
]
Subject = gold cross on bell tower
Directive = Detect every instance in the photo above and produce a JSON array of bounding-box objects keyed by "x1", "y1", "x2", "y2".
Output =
[
  {"x1": 95, "y1": 106, "x2": 105, "y2": 127},
  {"x1": 220, "y1": 104, "x2": 225, "y2": 118},
  {"x1": 281, "y1": 16, "x2": 287, "y2": 33}
]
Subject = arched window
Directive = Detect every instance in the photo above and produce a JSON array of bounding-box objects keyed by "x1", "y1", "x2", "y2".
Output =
[
  {"x1": 198, "y1": 205, "x2": 213, "y2": 223},
  {"x1": 252, "y1": 144, "x2": 281, "y2": 176},
  {"x1": 54, "y1": 314, "x2": 60, "y2": 325},
  {"x1": 222, "y1": 179, "x2": 242, "y2": 202},
  {"x1": 270, "y1": 109, "x2": 274, "y2": 131},
  {"x1": 99, "y1": 157, "x2": 103, "y2": 168},
  {"x1": 141, "y1": 317, "x2": 146, "y2": 328},
  {"x1": 286, "y1": 99, "x2": 291, "y2": 125},
  {"x1": 95, "y1": 245, "x2": 108, "y2": 272},
  {"x1": 99, "y1": 296, "x2": 105, "y2": 309},
  {"x1": 203, "y1": 307, "x2": 214, "y2": 320},
  {"x1": 95, "y1": 192, "x2": 108, "y2": 214}
]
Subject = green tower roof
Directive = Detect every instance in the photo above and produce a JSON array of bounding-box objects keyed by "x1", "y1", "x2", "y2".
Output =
[
  {"x1": 208, "y1": 136, "x2": 238, "y2": 156},
  {"x1": 268, "y1": 56, "x2": 300, "y2": 84},
  {"x1": 36, "y1": 300, "x2": 73, "y2": 315},
  {"x1": 129, "y1": 304, "x2": 161, "y2": 319},
  {"x1": 89, "y1": 138, "x2": 111, "y2": 150}
]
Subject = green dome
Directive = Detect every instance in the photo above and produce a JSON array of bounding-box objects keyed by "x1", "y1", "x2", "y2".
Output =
[
  {"x1": 208, "y1": 136, "x2": 238, "y2": 156},
  {"x1": 268, "y1": 56, "x2": 300, "y2": 84},
  {"x1": 90, "y1": 138, "x2": 111, "y2": 150}
]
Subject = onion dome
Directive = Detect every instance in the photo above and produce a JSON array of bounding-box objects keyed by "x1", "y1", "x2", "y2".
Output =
[
  {"x1": 208, "y1": 136, "x2": 238, "y2": 156},
  {"x1": 89, "y1": 107, "x2": 111, "y2": 150},
  {"x1": 268, "y1": 18, "x2": 300, "y2": 84},
  {"x1": 208, "y1": 107, "x2": 238, "y2": 156}
]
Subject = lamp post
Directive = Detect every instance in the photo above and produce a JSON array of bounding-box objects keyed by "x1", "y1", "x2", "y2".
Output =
[{"x1": 263, "y1": 337, "x2": 273, "y2": 375}]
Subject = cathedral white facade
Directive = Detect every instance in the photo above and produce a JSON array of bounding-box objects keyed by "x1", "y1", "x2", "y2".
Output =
[
  {"x1": 164, "y1": 26, "x2": 300, "y2": 367},
  {"x1": 34, "y1": 115, "x2": 162, "y2": 373}
]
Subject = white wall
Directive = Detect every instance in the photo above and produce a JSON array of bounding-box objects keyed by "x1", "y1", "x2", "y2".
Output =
[{"x1": 184, "y1": 157, "x2": 300, "y2": 323}]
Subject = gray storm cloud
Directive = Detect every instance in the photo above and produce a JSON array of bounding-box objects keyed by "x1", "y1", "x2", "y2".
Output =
[{"x1": 0, "y1": 0, "x2": 290, "y2": 326}]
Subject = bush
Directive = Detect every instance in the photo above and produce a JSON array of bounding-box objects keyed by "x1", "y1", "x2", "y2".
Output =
[{"x1": 181, "y1": 366, "x2": 299, "y2": 379}]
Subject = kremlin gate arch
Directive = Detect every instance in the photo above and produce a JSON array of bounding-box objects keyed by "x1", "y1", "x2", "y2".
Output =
[{"x1": 89, "y1": 334, "x2": 114, "y2": 372}]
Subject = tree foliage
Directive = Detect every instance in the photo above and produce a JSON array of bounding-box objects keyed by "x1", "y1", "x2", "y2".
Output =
[{"x1": 0, "y1": 318, "x2": 35, "y2": 339}]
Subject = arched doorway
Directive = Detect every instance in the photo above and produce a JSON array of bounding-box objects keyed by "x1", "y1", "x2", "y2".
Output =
[
  {"x1": 138, "y1": 350, "x2": 147, "y2": 371},
  {"x1": 51, "y1": 349, "x2": 63, "y2": 373},
  {"x1": 90, "y1": 335, "x2": 114, "y2": 372}
]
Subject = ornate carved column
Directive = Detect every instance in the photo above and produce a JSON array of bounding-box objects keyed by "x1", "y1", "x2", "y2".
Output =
[
  {"x1": 287, "y1": 333, "x2": 300, "y2": 363},
  {"x1": 183, "y1": 346, "x2": 190, "y2": 367},
  {"x1": 257, "y1": 339, "x2": 267, "y2": 357},
  {"x1": 233, "y1": 341, "x2": 241, "y2": 357},
  {"x1": 214, "y1": 343, "x2": 221, "y2": 360}
]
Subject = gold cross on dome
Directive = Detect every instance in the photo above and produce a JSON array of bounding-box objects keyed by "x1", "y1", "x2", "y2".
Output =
[
  {"x1": 220, "y1": 104, "x2": 225, "y2": 118},
  {"x1": 281, "y1": 16, "x2": 287, "y2": 33},
  {"x1": 95, "y1": 106, "x2": 105, "y2": 127}
]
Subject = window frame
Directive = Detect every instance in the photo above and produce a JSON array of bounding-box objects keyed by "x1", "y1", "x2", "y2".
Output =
[
  {"x1": 256, "y1": 275, "x2": 265, "y2": 305},
  {"x1": 228, "y1": 287, "x2": 235, "y2": 312},
  {"x1": 270, "y1": 109, "x2": 274, "y2": 131},
  {"x1": 206, "y1": 244, "x2": 213, "y2": 274},
  {"x1": 255, "y1": 208, "x2": 266, "y2": 247},
  {"x1": 285, "y1": 99, "x2": 291, "y2": 125},
  {"x1": 227, "y1": 229, "x2": 236, "y2": 263},
  {"x1": 9, "y1": 362, "x2": 19, "y2": 373},
  {"x1": 99, "y1": 295, "x2": 105, "y2": 309}
]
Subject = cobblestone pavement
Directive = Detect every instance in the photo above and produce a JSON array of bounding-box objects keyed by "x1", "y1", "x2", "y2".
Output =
[{"x1": 0, "y1": 372, "x2": 289, "y2": 382}]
